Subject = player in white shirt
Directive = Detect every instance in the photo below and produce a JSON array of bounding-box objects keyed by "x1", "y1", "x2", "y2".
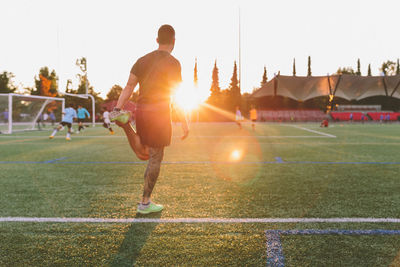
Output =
[{"x1": 102, "y1": 108, "x2": 114, "y2": 135}]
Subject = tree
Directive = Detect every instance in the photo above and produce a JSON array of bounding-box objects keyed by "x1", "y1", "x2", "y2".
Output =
[
  {"x1": 260, "y1": 66, "x2": 267, "y2": 87},
  {"x1": 194, "y1": 58, "x2": 198, "y2": 86},
  {"x1": 106, "y1": 85, "x2": 123, "y2": 101},
  {"x1": 356, "y1": 58, "x2": 361, "y2": 76},
  {"x1": 397, "y1": 59, "x2": 400, "y2": 75},
  {"x1": 32, "y1": 67, "x2": 58, "y2": 96},
  {"x1": 0, "y1": 71, "x2": 17, "y2": 93},
  {"x1": 307, "y1": 56, "x2": 312, "y2": 76},
  {"x1": 335, "y1": 67, "x2": 355, "y2": 75},
  {"x1": 367, "y1": 64, "x2": 372, "y2": 76},
  {"x1": 228, "y1": 61, "x2": 241, "y2": 111},
  {"x1": 380, "y1": 60, "x2": 396, "y2": 76},
  {"x1": 293, "y1": 58, "x2": 296, "y2": 76},
  {"x1": 208, "y1": 60, "x2": 221, "y2": 106}
]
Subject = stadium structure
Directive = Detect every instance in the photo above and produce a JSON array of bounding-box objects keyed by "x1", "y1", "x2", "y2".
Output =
[{"x1": 251, "y1": 74, "x2": 400, "y2": 122}]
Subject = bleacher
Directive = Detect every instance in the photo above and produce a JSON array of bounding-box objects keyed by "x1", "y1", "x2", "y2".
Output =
[
  {"x1": 257, "y1": 110, "x2": 326, "y2": 122},
  {"x1": 331, "y1": 112, "x2": 366, "y2": 121},
  {"x1": 367, "y1": 112, "x2": 400, "y2": 121},
  {"x1": 330, "y1": 112, "x2": 400, "y2": 121}
]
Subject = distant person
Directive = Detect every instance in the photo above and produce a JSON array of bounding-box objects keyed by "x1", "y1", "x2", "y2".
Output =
[
  {"x1": 110, "y1": 24, "x2": 188, "y2": 214},
  {"x1": 349, "y1": 113, "x2": 353, "y2": 122},
  {"x1": 101, "y1": 107, "x2": 114, "y2": 135},
  {"x1": 380, "y1": 113, "x2": 384, "y2": 123},
  {"x1": 76, "y1": 104, "x2": 90, "y2": 133},
  {"x1": 235, "y1": 106, "x2": 242, "y2": 129},
  {"x1": 49, "y1": 103, "x2": 77, "y2": 141},
  {"x1": 2, "y1": 109, "x2": 9, "y2": 123},
  {"x1": 250, "y1": 106, "x2": 257, "y2": 131},
  {"x1": 49, "y1": 110, "x2": 56, "y2": 126},
  {"x1": 361, "y1": 113, "x2": 365, "y2": 124},
  {"x1": 320, "y1": 119, "x2": 329, "y2": 127},
  {"x1": 386, "y1": 113, "x2": 390, "y2": 122}
]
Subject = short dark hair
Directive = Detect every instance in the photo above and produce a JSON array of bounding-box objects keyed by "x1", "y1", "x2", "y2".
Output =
[{"x1": 158, "y1": 25, "x2": 175, "y2": 44}]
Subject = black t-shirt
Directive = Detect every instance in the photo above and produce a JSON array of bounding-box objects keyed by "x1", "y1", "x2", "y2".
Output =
[{"x1": 130, "y1": 50, "x2": 182, "y2": 104}]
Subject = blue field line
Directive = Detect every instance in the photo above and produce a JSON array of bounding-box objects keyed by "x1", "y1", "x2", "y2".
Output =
[
  {"x1": 1, "y1": 158, "x2": 400, "y2": 165},
  {"x1": 42, "y1": 157, "x2": 69, "y2": 163},
  {"x1": 265, "y1": 229, "x2": 400, "y2": 267}
]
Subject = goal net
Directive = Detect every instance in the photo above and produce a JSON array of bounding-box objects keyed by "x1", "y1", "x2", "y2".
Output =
[{"x1": 0, "y1": 93, "x2": 65, "y2": 134}]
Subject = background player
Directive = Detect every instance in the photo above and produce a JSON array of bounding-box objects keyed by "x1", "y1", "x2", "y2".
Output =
[
  {"x1": 49, "y1": 103, "x2": 77, "y2": 141},
  {"x1": 102, "y1": 107, "x2": 114, "y2": 135},
  {"x1": 235, "y1": 106, "x2": 242, "y2": 129},
  {"x1": 76, "y1": 104, "x2": 90, "y2": 133},
  {"x1": 249, "y1": 106, "x2": 257, "y2": 131}
]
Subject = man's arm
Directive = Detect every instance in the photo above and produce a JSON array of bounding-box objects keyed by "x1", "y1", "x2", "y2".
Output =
[
  {"x1": 85, "y1": 108, "x2": 90, "y2": 118},
  {"x1": 115, "y1": 73, "x2": 139, "y2": 110},
  {"x1": 174, "y1": 106, "x2": 189, "y2": 140}
]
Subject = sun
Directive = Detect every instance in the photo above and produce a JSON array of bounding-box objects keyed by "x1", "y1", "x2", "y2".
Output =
[{"x1": 172, "y1": 82, "x2": 207, "y2": 112}]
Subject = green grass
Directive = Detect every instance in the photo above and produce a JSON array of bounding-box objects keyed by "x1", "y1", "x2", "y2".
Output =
[{"x1": 1, "y1": 122, "x2": 400, "y2": 266}]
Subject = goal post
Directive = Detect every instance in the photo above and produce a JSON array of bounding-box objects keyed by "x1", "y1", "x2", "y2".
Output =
[{"x1": 0, "y1": 93, "x2": 65, "y2": 134}]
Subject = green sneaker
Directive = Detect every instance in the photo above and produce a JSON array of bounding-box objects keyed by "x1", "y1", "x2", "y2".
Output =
[
  {"x1": 137, "y1": 202, "x2": 164, "y2": 214},
  {"x1": 110, "y1": 110, "x2": 131, "y2": 124}
]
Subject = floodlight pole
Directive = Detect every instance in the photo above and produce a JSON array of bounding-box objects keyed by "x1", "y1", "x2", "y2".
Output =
[
  {"x1": 238, "y1": 7, "x2": 242, "y2": 95},
  {"x1": 8, "y1": 93, "x2": 12, "y2": 134},
  {"x1": 75, "y1": 57, "x2": 95, "y2": 127}
]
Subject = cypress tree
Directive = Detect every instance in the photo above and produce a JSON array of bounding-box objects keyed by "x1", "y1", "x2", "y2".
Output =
[
  {"x1": 367, "y1": 64, "x2": 372, "y2": 76},
  {"x1": 356, "y1": 58, "x2": 361, "y2": 76},
  {"x1": 293, "y1": 58, "x2": 296, "y2": 76},
  {"x1": 307, "y1": 56, "x2": 312, "y2": 76},
  {"x1": 261, "y1": 66, "x2": 267, "y2": 87},
  {"x1": 208, "y1": 60, "x2": 221, "y2": 106},
  {"x1": 229, "y1": 61, "x2": 240, "y2": 110},
  {"x1": 397, "y1": 59, "x2": 400, "y2": 75}
]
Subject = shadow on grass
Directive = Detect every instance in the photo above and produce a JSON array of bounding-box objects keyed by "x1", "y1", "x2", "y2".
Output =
[{"x1": 109, "y1": 212, "x2": 161, "y2": 267}]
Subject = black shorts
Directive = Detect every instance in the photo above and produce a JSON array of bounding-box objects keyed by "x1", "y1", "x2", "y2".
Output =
[
  {"x1": 77, "y1": 118, "x2": 85, "y2": 123},
  {"x1": 60, "y1": 121, "x2": 72, "y2": 129}
]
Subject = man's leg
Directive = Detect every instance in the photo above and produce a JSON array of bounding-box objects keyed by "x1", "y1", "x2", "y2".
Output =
[
  {"x1": 49, "y1": 124, "x2": 63, "y2": 138},
  {"x1": 142, "y1": 147, "x2": 164, "y2": 202},
  {"x1": 137, "y1": 147, "x2": 164, "y2": 214},
  {"x1": 78, "y1": 121, "x2": 83, "y2": 132},
  {"x1": 66, "y1": 125, "x2": 72, "y2": 140},
  {"x1": 115, "y1": 121, "x2": 149, "y2": 160}
]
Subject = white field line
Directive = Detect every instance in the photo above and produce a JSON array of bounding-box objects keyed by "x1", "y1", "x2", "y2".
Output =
[
  {"x1": 1, "y1": 217, "x2": 400, "y2": 223},
  {"x1": 287, "y1": 125, "x2": 337, "y2": 138},
  {"x1": 0, "y1": 135, "x2": 333, "y2": 139}
]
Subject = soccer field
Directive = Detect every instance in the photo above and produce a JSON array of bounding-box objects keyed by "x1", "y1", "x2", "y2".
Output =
[{"x1": 1, "y1": 122, "x2": 400, "y2": 266}]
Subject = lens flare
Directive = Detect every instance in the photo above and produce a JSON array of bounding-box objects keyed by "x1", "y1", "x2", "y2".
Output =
[{"x1": 230, "y1": 149, "x2": 242, "y2": 161}]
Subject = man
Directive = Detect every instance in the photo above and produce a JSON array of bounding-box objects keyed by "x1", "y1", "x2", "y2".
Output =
[
  {"x1": 49, "y1": 110, "x2": 56, "y2": 126},
  {"x1": 49, "y1": 103, "x2": 77, "y2": 141},
  {"x1": 110, "y1": 24, "x2": 188, "y2": 214},
  {"x1": 235, "y1": 106, "x2": 242, "y2": 129},
  {"x1": 76, "y1": 104, "x2": 90, "y2": 133},
  {"x1": 101, "y1": 107, "x2": 114, "y2": 135},
  {"x1": 249, "y1": 106, "x2": 257, "y2": 131}
]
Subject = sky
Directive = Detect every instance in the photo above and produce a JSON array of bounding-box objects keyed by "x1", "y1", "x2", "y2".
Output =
[{"x1": 1, "y1": 0, "x2": 399, "y2": 98}]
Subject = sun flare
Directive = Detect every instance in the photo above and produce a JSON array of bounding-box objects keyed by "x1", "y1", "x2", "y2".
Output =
[{"x1": 172, "y1": 82, "x2": 207, "y2": 112}]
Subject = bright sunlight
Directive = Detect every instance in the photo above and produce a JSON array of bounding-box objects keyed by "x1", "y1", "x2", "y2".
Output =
[{"x1": 172, "y1": 81, "x2": 208, "y2": 112}]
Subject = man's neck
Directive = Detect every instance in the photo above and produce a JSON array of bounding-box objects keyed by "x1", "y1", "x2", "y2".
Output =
[{"x1": 157, "y1": 45, "x2": 172, "y2": 53}]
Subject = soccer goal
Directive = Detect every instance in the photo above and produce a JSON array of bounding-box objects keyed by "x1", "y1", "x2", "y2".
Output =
[{"x1": 0, "y1": 93, "x2": 65, "y2": 134}]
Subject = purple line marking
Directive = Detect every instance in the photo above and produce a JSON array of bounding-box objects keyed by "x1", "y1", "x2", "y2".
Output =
[
  {"x1": 0, "y1": 158, "x2": 399, "y2": 165},
  {"x1": 265, "y1": 229, "x2": 400, "y2": 267}
]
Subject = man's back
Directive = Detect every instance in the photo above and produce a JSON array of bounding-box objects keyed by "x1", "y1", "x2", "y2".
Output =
[{"x1": 131, "y1": 50, "x2": 181, "y2": 105}]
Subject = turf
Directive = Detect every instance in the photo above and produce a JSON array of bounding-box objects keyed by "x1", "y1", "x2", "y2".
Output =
[{"x1": 1, "y1": 122, "x2": 400, "y2": 266}]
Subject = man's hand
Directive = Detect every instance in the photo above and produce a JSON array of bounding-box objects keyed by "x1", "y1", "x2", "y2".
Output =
[{"x1": 181, "y1": 121, "x2": 189, "y2": 140}]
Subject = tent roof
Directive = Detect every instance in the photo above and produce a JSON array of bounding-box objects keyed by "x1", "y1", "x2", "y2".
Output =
[{"x1": 252, "y1": 74, "x2": 400, "y2": 101}]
